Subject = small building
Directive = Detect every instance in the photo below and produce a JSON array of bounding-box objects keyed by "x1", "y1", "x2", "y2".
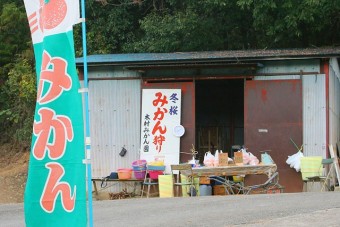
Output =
[{"x1": 77, "y1": 47, "x2": 340, "y2": 193}]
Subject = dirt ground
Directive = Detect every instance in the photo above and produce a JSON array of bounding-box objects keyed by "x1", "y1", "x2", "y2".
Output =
[
  {"x1": 0, "y1": 143, "x2": 29, "y2": 204},
  {"x1": 0, "y1": 143, "x2": 114, "y2": 204}
]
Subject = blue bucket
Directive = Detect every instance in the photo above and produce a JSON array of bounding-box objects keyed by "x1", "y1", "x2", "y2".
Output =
[{"x1": 133, "y1": 165, "x2": 146, "y2": 171}]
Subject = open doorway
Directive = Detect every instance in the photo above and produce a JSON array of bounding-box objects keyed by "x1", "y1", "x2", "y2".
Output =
[{"x1": 195, "y1": 79, "x2": 244, "y2": 162}]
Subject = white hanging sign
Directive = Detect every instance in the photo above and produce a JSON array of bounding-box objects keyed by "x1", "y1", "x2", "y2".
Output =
[{"x1": 140, "y1": 89, "x2": 182, "y2": 172}]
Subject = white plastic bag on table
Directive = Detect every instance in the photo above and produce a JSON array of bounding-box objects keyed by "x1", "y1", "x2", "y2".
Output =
[
  {"x1": 242, "y1": 152, "x2": 251, "y2": 165},
  {"x1": 203, "y1": 151, "x2": 214, "y2": 167},
  {"x1": 214, "y1": 150, "x2": 222, "y2": 166},
  {"x1": 203, "y1": 152, "x2": 208, "y2": 164},
  {"x1": 239, "y1": 147, "x2": 250, "y2": 165},
  {"x1": 188, "y1": 156, "x2": 196, "y2": 165},
  {"x1": 248, "y1": 152, "x2": 260, "y2": 165}
]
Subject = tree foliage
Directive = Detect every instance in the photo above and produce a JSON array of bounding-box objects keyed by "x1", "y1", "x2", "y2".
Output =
[
  {"x1": 236, "y1": 0, "x2": 340, "y2": 47},
  {"x1": 0, "y1": 56, "x2": 36, "y2": 144},
  {"x1": 122, "y1": 0, "x2": 255, "y2": 52},
  {"x1": 0, "y1": 2, "x2": 33, "y2": 144},
  {"x1": 75, "y1": 0, "x2": 143, "y2": 55},
  {"x1": 75, "y1": 0, "x2": 339, "y2": 54},
  {"x1": 0, "y1": 3, "x2": 30, "y2": 66}
]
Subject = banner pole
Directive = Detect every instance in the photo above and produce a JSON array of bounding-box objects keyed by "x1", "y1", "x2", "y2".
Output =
[{"x1": 80, "y1": 0, "x2": 93, "y2": 226}]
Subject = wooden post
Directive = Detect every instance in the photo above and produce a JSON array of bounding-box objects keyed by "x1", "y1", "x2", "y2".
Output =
[{"x1": 328, "y1": 144, "x2": 340, "y2": 186}]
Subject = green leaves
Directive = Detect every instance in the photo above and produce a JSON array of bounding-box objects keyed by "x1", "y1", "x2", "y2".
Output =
[
  {"x1": 235, "y1": 0, "x2": 340, "y2": 48},
  {"x1": 0, "y1": 2, "x2": 34, "y2": 144},
  {"x1": 1, "y1": 57, "x2": 36, "y2": 144},
  {"x1": 72, "y1": 0, "x2": 340, "y2": 53},
  {"x1": 123, "y1": 0, "x2": 252, "y2": 52},
  {"x1": 124, "y1": 10, "x2": 224, "y2": 52},
  {"x1": 74, "y1": 0, "x2": 142, "y2": 55},
  {"x1": 0, "y1": 3, "x2": 30, "y2": 66}
]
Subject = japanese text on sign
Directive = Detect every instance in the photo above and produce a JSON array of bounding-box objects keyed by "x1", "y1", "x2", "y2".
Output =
[
  {"x1": 140, "y1": 89, "x2": 182, "y2": 172},
  {"x1": 33, "y1": 50, "x2": 75, "y2": 212}
]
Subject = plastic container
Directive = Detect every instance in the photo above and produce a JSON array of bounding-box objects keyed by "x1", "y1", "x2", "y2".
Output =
[
  {"x1": 149, "y1": 161, "x2": 164, "y2": 166},
  {"x1": 133, "y1": 165, "x2": 146, "y2": 171},
  {"x1": 132, "y1": 160, "x2": 147, "y2": 177},
  {"x1": 109, "y1": 172, "x2": 118, "y2": 179},
  {"x1": 199, "y1": 185, "x2": 212, "y2": 196},
  {"x1": 147, "y1": 165, "x2": 166, "y2": 171},
  {"x1": 232, "y1": 176, "x2": 243, "y2": 182},
  {"x1": 154, "y1": 155, "x2": 165, "y2": 163},
  {"x1": 149, "y1": 170, "x2": 163, "y2": 179},
  {"x1": 117, "y1": 168, "x2": 132, "y2": 179},
  {"x1": 132, "y1": 160, "x2": 147, "y2": 167},
  {"x1": 133, "y1": 170, "x2": 146, "y2": 180}
]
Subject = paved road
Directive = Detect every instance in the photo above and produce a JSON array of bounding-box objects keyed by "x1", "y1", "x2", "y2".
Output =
[{"x1": 1, "y1": 192, "x2": 340, "y2": 227}]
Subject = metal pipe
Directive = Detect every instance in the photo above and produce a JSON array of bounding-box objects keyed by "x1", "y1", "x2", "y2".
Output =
[
  {"x1": 255, "y1": 71, "x2": 319, "y2": 76},
  {"x1": 143, "y1": 75, "x2": 253, "y2": 82},
  {"x1": 80, "y1": 0, "x2": 93, "y2": 226},
  {"x1": 89, "y1": 76, "x2": 141, "y2": 81}
]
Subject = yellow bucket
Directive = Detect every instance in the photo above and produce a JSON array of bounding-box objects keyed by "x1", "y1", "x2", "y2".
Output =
[
  {"x1": 148, "y1": 160, "x2": 164, "y2": 166},
  {"x1": 233, "y1": 176, "x2": 243, "y2": 182}
]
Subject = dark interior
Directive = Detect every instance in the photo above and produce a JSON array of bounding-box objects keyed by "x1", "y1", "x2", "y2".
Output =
[{"x1": 195, "y1": 79, "x2": 244, "y2": 162}]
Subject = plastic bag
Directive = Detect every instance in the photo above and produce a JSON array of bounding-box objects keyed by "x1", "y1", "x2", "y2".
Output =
[
  {"x1": 286, "y1": 153, "x2": 297, "y2": 165},
  {"x1": 248, "y1": 152, "x2": 260, "y2": 165},
  {"x1": 293, "y1": 151, "x2": 304, "y2": 172},
  {"x1": 214, "y1": 150, "x2": 222, "y2": 166},
  {"x1": 203, "y1": 151, "x2": 214, "y2": 167},
  {"x1": 242, "y1": 152, "x2": 251, "y2": 165},
  {"x1": 288, "y1": 151, "x2": 303, "y2": 166},
  {"x1": 286, "y1": 151, "x2": 304, "y2": 172},
  {"x1": 238, "y1": 147, "x2": 250, "y2": 165},
  {"x1": 188, "y1": 156, "x2": 196, "y2": 166}
]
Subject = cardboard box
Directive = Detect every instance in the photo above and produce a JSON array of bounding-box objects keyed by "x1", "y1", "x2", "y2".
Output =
[
  {"x1": 219, "y1": 153, "x2": 228, "y2": 166},
  {"x1": 199, "y1": 176, "x2": 211, "y2": 185},
  {"x1": 213, "y1": 185, "x2": 227, "y2": 195},
  {"x1": 266, "y1": 184, "x2": 285, "y2": 194},
  {"x1": 249, "y1": 184, "x2": 284, "y2": 194},
  {"x1": 234, "y1": 152, "x2": 243, "y2": 166}
]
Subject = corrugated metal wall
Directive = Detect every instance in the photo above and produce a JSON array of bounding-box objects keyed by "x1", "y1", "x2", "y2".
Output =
[
  {"x1": 302, "y1": 74, "x2": 326, "y2": 157},
  {"x1": 88, "y1": 67, "x2": 141, "y2": 183},
  {"x1": 329, "y1": 58, "x2": 340, "y2": 147},
  {"x1": 255, "y1": 59, "x2": 320, "y2": 80},
  {"x1": 255, "y1": 75, "x2": 301, "y2": 80}
]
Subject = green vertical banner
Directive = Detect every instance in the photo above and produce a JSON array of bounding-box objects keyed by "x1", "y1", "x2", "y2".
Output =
[{"x1": 23, "y1": 1, "x2": 87, "y2": 226}]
